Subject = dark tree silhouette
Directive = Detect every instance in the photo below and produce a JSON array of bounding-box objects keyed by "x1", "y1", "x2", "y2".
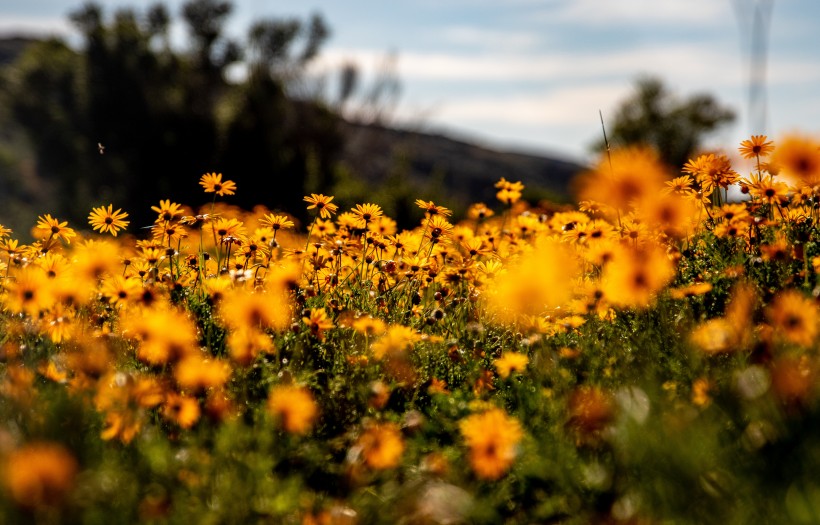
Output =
[
  {"x1": 0, "y1": 1, "x2": 341, "y2": 227},
  {"x1": 595, "y1": 77, "x2": 736, "y2": 169}
]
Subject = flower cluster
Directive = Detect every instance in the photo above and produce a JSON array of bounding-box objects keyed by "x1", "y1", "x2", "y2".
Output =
[{"x1": 3, "y1": 134, "x2": 820, "y2": 523}]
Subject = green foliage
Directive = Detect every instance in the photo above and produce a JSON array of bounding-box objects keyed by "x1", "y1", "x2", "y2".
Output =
[{"x1": 595, "y1": 77, "x2": 736, "y2": 168}]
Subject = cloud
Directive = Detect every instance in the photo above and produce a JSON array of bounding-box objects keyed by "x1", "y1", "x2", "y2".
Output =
[
  {"x1": 544, "y1": 0, "x2": 731, "y2": 27},
  {"x1": 438, "y1": 26, "x2": 542, "y2": 52},
  {"x1": 428, "y1": 83, "x2": 631, "y2": 126},
  {"x1": 0, "y1": 16, "x2": 72, "y2": 37},
  {"x1": 317, "y1": 44, "x2": 745, "y2": 88}
]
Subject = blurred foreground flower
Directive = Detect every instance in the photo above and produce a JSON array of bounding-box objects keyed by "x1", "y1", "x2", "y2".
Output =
[
  {"x1": 601, "y1": 243, "x2": 675, "y2": 309},
  {"x1": 459, "y1": 407, "x2": 523, "y2": 480},
  {"x1": 767, "y1": 289, "x2": 819, "y2": 347},
  {"x1": 356, "y1": 422, "x2": 405, "y2": 470},
  {"x1": 484, "y1": 238, "x2": 579, "y2": 325},
  {"x1": 3, "y1": 442, "x2": 78, "y2": 509},
  {"x1": 267, "y1": 385, "x2": 318, "y2": 435}
]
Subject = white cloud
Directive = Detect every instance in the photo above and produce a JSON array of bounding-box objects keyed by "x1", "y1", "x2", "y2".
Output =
[
  {"x1": 544, "y1": 0, "x2": 731, "y2": 26},
  {"x1": 317, "y1": 44, "x2": 745, "y2": 87},
  {"x1": 0, "y1": 16, "x2": 72, "y2": 37},
  {"x1": 439, "y1": 26, "x2": 542, "y2": 52},
  {"x1": 429, "y1": 83, "x2": 631, "y2": 126}
]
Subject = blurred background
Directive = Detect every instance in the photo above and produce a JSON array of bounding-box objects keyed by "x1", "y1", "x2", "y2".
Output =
[{"x1": 0, "y1": 0, "x2": 817, "y2": 232}]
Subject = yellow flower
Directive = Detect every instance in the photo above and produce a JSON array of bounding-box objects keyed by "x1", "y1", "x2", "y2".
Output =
[
  {"x1": 467, "y1": 202, "x2": 494, "y2": 221},
  {"x1": 494, "y1": 352, "x2": 529, "y2": 379},
  {"x1": 767, "y1": 289, "x2": 819, "y2": 347},
  {"x1": 267, "y1": 385, "x2": 319, "y2": 434},
  {"x1": 371, "y1": 324, "x2": 420, "y2": 359},
  {"x1": 770, "y1": 133, "x2": 820, "y2": 185},
  {"x1": 219, "y1": 287, "x2": 291, "y2": 332},
  {"x1": 415, "y1": 199, "x2": 452, "y2": 218},
  {"x1": 304, "y1": 193, "x2": 338, "y2": 219},
  {"x1": 601, "y1": 243, "x2": 675, "y2": 309},
  {"x1": 692, "y1": 378, "x2": 712, "y2": 407},
  {"x1": 4, "y1": 442, "x2": 78, "y2": 508},
  {"x1": 738, "y1": 135, "x2": 774, "y2": 159},
  {"x1": 352, "y1": 315, "x2": 387, "y2": 337},
  {"x1": 162, "y1": 392, "x2": 201, "y2": 429},
  {"x1": 260, "y1": 213, "x2": 295, "y2": 231},
  {"x1": 174, "y1": 355, "x2": 231, "y2": 392},
  {"x1": 88, "y1": 204, "x2": 130, "y2": 237},
  {"x1": 35, "y1": 214, "x2": 76, "y2": 244},
  {"x1": 227, "y1": 326, "x2": 275, "y2": 366},
  {"x1": 351, "y1": 203, "x2": 384, "y2": 229},
  {"x1": 357, "y1": 422, "x2": 405, "y2": 470},
  {"x1": 748, "y1": 178, "x2": 790, "y2": 205},
  {"x1": 690, "y1": 318, "x2": 736, "y2": 354},
  {"x1": 484, "y1": 238, "x2": 579, "y2": 324},
  {"x1": 302, "y1": 307, "x2": 334, "y2": 340},
  {"x1": 2, "y1": 266, "x2": 54, "y2": 316},
  {"x1": 683, "y1": 153, "x2": 738, "y2": 190},
  {"x1": 210, "y1": 217, "x2": 246, "y2": 241},
  {"x1": 122, "y1": 305, "x2": 199, "y2": 365},
  {"x1": 577, "y1": 147, "x2": 667, "y2": 215},
  {"x1": 199, "y1": 172, "x2": 237, "y2": 196},
  {"x1": 424, "y1": 215, "x2": 453, "y2": 243},
  {"x1": 101, "y1": 275, "x2": 144, "y2": 307},
  {"x1": 495, "y1": 178, "x2": 524, "y2": 205},
  {"x1": 151, "y1": 199, "x2": 185, "y2": 222},
  {"x1": 459, "y1": 408, "x2": 523, "y2": 480}
]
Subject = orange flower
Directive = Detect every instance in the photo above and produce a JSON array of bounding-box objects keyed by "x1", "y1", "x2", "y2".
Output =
[
  {"x1": 766, "y1": 289, "x2": 819, "y2": 347},
  {"x1": 357, "y1": 422, "x2": 405, "y2": 469},
  {"x1": 88, "y1": 204, "x2": 130, "y2": 237},
  {"x1": 162, "y1": 392, "x2": 201, "y2": 429},
  {"x1": 174, "y1": 356, "x2": 231, "y2": 392},
  {"x1": 304, "y1": 193, "x2": 338, "y2": 219},
  {"x1": 415, "y1": 199, "x2": 452, "y2": 218},
  {"x1": 199, "y1": 172, "x2": 237, "y2": 196},
  {"x1": 260, "y1": 213, "x2": 295, "y2": 231},
  {"x1": 577, "y1": 146, "x2": 667, "y2": 215},
  {"x1": 351, "y1": 203, "x2": 384, "y2": 229},
  {"x1": 151, "y1": 199, "x2": 185, "y2": 222},
  {"x1": 268, "y1": 385, "x2": 319, "y2": 434},
  {"x1": 683, "y1": 153, "x2": 738, "y2": 191},
  {"x1": 494, "y1": 352, "x2": 529, "y2": 379},
  {"x1": 770, "y1": 133, "x2": 820, "y2": 185},
  {"x1": 35, "y1": 214, "x2": 76, "y2": 244},
  {"x1": 459, "y1": 408, "x2": 523, "y2": 480},
  {"x1": 601, "y1": 243, "x2": 675, "y2": 309},
  {"x1": 302, "y1": 307, "x2": 334, "y2": 341},
  {"x1": 738, "y1": 135, "x2": 774, "y2": 159},
  {"x1": 4, "y1": 442, "x2": 78, "y2": 508}
]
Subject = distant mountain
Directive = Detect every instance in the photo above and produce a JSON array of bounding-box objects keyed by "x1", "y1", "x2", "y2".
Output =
[{"x1": 338, "y1": 120, "x2": 585, "y2": 206}]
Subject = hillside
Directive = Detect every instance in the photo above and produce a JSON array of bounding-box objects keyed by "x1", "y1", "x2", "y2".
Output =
[{"x1": 338, "y1": 120, "x2": 584, "y2": 206}]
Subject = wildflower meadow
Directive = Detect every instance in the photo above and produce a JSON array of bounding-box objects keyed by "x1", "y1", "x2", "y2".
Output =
[{"x1": 3, "y1": 134, "x2": 820, "y2": 524}]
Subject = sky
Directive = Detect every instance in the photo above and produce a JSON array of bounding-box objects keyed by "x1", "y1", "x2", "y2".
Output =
[{"x1": 1, "y1": 0, "x2": 819, "y2": 163}]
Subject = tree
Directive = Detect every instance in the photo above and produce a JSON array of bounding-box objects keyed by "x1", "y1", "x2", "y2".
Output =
[
  {"x1": 0, "y1": 1, "x2": 342, "y2": 227},
  {"x1": 595, "y1": 77, "x2": 735, "y2": 169}
]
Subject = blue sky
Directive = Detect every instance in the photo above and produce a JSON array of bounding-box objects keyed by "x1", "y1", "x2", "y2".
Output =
[{"x1": 2, "y1": 0, "x2": 819, "y2": 163}]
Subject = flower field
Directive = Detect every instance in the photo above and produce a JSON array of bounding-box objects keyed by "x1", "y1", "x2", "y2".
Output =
[{"x1": 3, "y1": 134, "x2": 820, "y2": 524}]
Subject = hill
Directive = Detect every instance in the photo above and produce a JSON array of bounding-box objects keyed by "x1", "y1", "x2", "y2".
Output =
[{"x1": 338, "y1": 120, "x2": 584, "y2": 206}]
